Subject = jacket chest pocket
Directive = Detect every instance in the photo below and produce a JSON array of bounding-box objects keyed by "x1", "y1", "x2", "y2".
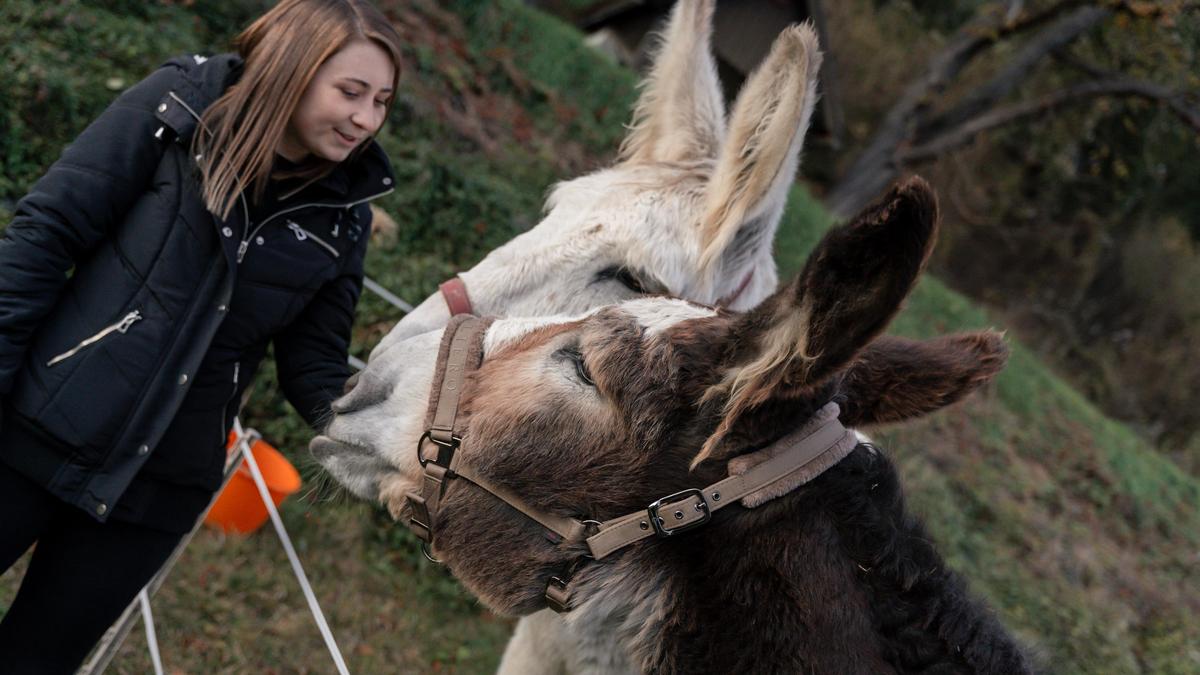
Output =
[
  {"x1": 46, "y1": 310, "x2": 143, "y2": 368},
  {"x1": 242, "y1": 217, "x2": 347, "y2": 292},
  {"x1": 285, "y1": 221, "x2": 341, "y2": 260}
]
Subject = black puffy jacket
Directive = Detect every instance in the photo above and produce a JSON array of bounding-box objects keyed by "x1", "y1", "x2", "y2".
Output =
[{"x1": 0, "y1": 54, "x2": 395, "y2": 525}]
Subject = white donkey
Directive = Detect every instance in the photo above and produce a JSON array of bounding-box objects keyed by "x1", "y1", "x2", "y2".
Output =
[{"x1": 323, "y1": 2, "x2": 821, "y2": 671}]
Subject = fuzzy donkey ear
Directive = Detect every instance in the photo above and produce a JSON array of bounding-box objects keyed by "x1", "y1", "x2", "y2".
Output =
[
  {"x1": 838, "y1": 333, "x2": 1008, "y2": 427},
  {"x1": 618, "y1": 0, "x2": 726, "y2": 165},
  {"x1": 695, "y1": 22, "x2": 822, "y2": 293},
  {"x1": 693, "y1": 177, "x2": 938, "y2": 467}
]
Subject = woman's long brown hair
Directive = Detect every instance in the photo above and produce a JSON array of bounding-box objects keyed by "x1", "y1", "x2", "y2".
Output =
[{"x1": 194, "y1": 0, "x2": 403, "y2": 220}]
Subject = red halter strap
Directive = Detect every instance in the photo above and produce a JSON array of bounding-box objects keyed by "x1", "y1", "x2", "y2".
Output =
[{"x1": 439, "y1": 277, "x2": 474, "y2": 316}]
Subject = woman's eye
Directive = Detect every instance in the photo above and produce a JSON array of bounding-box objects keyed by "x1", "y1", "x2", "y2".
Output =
[{"x1": 340, "y1": 89, "x2": 360, "y2": 99}]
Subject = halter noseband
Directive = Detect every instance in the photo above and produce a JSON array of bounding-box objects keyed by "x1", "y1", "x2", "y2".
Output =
[{"x1": 405, "y1": 316, "x2": 856, "y2": 612}]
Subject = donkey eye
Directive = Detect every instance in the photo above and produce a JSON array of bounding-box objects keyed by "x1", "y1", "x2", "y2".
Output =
[
  {"x1": 558, "y1": 347, "x2": 595, "y2": 387},
  {"x1": 573, "y1": 353, "x2": 595, "y2": 387},
  {"x1": 595, "y1": 265, "x2": 646, "y2": 294},
  {"x1": 616, "y1": 268, "x2": 646, "y2": 294}
]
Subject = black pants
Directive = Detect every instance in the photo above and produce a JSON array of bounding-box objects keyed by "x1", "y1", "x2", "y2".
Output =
[{"x1": 0, "y1": 461, "x2": 186, "y2": 674}]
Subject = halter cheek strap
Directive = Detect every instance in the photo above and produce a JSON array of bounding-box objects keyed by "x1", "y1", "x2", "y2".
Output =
[
  {"x1": 406, "y1": 316, "x2": 489, "y2": 545},
  {"x1": 405, "y1": 316, "x2": 857, "y2": 614}
]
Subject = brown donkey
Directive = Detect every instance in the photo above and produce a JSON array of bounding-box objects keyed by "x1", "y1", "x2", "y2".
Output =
[{"x1": 318, "y1": 178, "x2": 1034, "y2": 673}]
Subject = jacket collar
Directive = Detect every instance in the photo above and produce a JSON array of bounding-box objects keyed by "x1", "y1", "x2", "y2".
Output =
[
  {"x1": 154, "y1": 53, "x2": 243, "y2": 145},
  {"x1": 324, "y1": 139, "x2": 395, "y2": 204}
]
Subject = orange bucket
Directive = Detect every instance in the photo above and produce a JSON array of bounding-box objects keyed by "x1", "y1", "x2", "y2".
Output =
[{"x1": 204, "y1": 431, "x2": 302, "y2": 534}]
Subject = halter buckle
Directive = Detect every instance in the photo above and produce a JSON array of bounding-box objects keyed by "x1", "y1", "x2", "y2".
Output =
[
  {"x1": 545, "y1": 575, "x2": 572, "y2": 613},
  {"x1": 646, "y1": 488, "x2": 709, "y2": 537},
  {"x1": 417, "y1": 430, "x2": 461, "y2": 468}
]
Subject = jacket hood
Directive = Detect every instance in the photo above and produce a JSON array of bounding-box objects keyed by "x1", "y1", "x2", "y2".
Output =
[{"x1": 155, "y1": 53, "x2": 244, "y2": 144}]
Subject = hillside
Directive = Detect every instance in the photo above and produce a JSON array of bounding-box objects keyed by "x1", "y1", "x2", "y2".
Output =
[{"x1": 1, "y1": 1, "x2": 1197, "y2": 672}]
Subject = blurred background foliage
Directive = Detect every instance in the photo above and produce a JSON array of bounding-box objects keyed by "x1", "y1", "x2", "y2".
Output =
[
  {"x1": 1, "y1": 0, "x2": 1198, "y2": 672},
  {"x1": 822, "y1": 0, "x2": 1200, "y2": 470}
]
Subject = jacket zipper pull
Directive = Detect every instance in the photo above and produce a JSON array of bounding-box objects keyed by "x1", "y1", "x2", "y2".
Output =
[
  {"x1": 236, "y1": 240, "x2": 250, "y2": 263},
  {"x1": 114, "y1": 311, "x2": 142, "y2": 333},
  {"x1": 288, "y1": 221, "x2": 307, "y2": 241},
  {"x1": 46, "y1": 310, "x2": 142, "y2": 367}
]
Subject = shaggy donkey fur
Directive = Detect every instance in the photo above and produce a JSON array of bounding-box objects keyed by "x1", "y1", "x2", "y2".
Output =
[{"x1": 414, "y1": 178, "x2": 1034, "y2": 673}]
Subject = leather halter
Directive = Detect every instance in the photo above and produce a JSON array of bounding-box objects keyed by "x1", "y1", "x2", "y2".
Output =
[
  {"x1": 439, "y1": 276, "x2": 473, "y2": 316},
  {"x1": 405, "y1": 316, "x2": 856, "y2": 613}
]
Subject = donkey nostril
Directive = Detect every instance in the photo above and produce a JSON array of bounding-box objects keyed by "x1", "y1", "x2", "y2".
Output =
[{"x1": 331, "y1": 369, "x2": 389, "y2": 414}]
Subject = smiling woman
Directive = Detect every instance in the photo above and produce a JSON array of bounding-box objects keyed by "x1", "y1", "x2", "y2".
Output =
[
  {"x1": 279, "y1": 41, "x2": 396, "y2": 163},
  {"x1": 0, "y1": 0, "x2": 402, "y2": 671}
]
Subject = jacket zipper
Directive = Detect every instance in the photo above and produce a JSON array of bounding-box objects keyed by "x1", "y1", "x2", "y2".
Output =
[
  {"x1": 235, "y1": 187, "x2": 394, "y2": 264},
  {"x1": 47, "y1": 310, "x2": 143, "y2": 367},
  {"x1": 287, "y1": 221, "x2": 340, "y2": 258}
]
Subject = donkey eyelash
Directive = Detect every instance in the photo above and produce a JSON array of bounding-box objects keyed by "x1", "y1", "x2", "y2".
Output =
[
  {"x1": 594, "y1": 265, "x2": 646, "y2": 294},
  {"x1": 556, "y1": 347, "x2": 595, "y2": 387}
]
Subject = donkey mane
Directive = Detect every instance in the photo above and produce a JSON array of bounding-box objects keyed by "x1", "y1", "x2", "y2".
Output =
[{"x1": 815, "y1": 448, "x2": 1032, "y2": 671}]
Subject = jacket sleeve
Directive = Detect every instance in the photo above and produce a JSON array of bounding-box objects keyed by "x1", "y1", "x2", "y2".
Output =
[
  {"x1": 273, "y1": 214, "x2": 371, "y2": 430},
  {"x1": 0, "y1": 65, "x2": 180, "y2": 396}
]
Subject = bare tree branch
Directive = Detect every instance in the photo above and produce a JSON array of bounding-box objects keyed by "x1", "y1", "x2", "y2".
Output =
[
  {"x1": 917, "y1": 6, "x2": 1110, "y2": 140},
  {"x1": 1052, "y1": 49, "x2": 1119, "y2": 80},
  {"x1": 899, "y1": 79, "x2": 1200, "y2": 163},
  {"x1": 825, "y1": 0, "x2": 1111, "y2": 217},
  {"x1": 1005, "y1": 0, "x2": 1026, "y2": 24}
]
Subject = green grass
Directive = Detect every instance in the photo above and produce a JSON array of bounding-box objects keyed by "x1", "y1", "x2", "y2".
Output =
[{"x1": 2, "y1": 1, "x2": 1199, "y2": 672}]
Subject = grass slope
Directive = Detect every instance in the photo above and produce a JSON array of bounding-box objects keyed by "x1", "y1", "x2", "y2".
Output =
[{"x1": 2, "y1": 1, "x2": 1197, "y2": 672}]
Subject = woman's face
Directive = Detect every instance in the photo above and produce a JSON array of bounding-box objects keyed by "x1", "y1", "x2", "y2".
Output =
[{"x1": 280, "y1": 40, "x2": 395, "y2": 163}]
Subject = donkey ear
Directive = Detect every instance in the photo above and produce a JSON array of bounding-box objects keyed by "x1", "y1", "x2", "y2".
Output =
[
  {"x1": 618, "y1": 0, "x2": 725, "y2": 165},
  {"x1": 692, "y1": 178, "x2": 937, "y2": 467},
  {"x1": 786, "y1": 176, "x2": 939, "y2": 384},
  {"x1": 696, "y1": 23, "x2": 822, "y2": 282},
  {"x1": 838, "y1": 332, "x2": 1008, "y2": 427}
]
